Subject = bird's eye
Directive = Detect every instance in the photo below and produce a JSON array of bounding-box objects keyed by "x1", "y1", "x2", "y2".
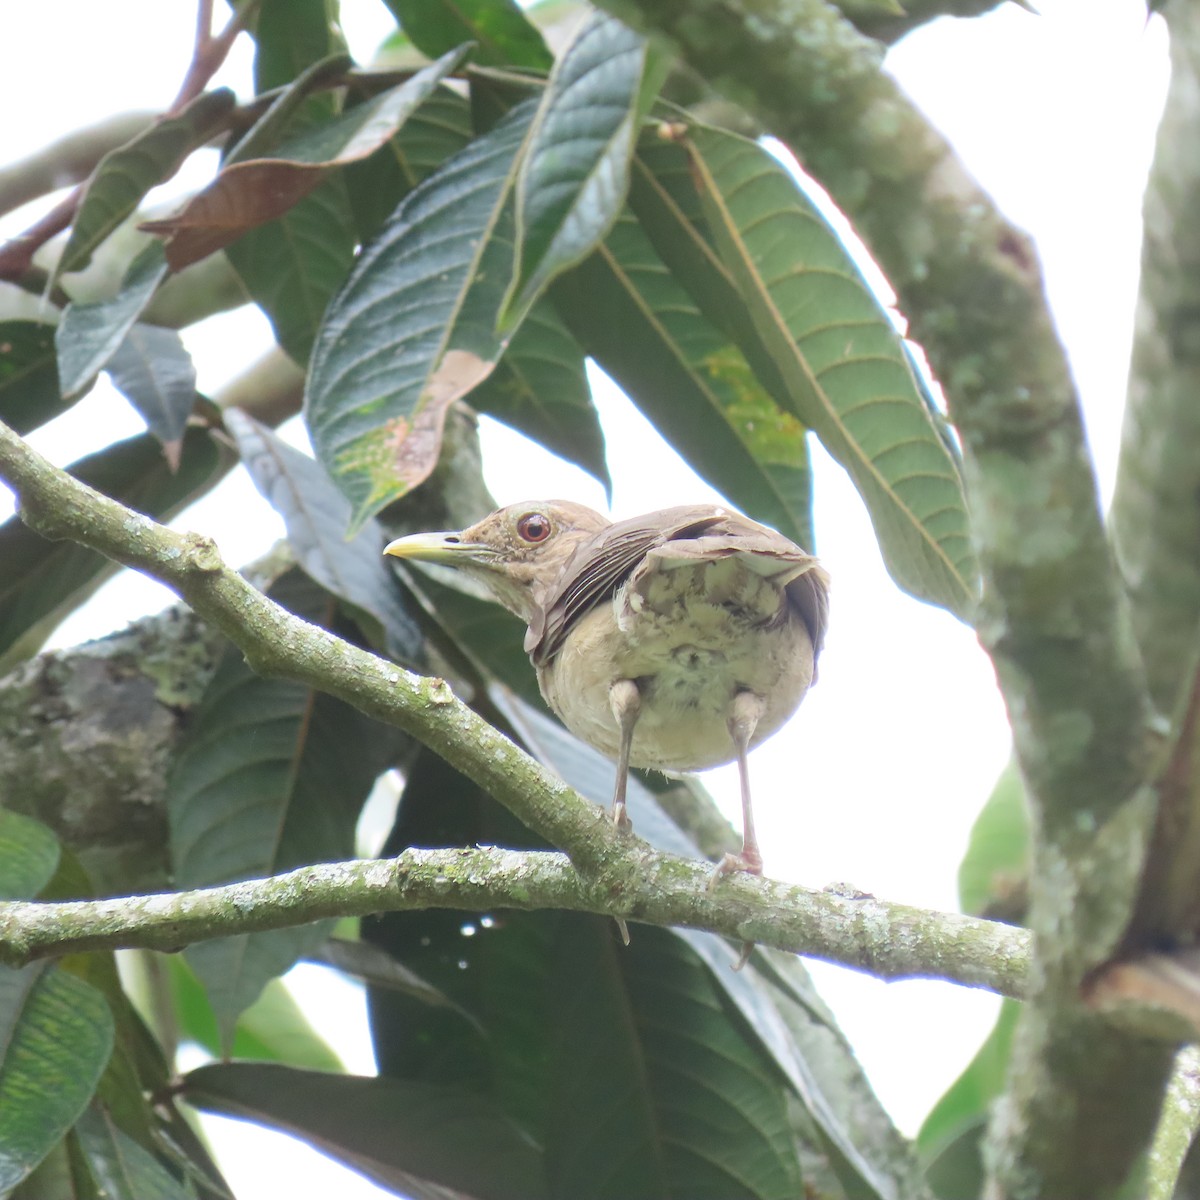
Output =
[{"x1": 516, "y1": 512, "x2": 552, "y2": 543}]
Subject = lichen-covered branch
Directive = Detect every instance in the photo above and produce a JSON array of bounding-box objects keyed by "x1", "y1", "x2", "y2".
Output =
[
  {"x1": 589, "y1": 3, "x2": 1164, "y2": 1196},
  {"x1": 0, "y1": 845, "x2": 1031, "y2": 996},
  {"x1": 0, "y1": 415, "x2": 1032, "y2": 999},
  {"x1": 0, "y1": 417, "x2": 621, "y2": 875},
  {"x1": 1111, "y1": 4, "x2": 1200, "y2": 717}
]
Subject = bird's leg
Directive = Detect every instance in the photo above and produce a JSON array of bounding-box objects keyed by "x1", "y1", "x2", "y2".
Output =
[
  {"x1": 605, "y1": 679, "x2": 642, "y2": 948},
  {"x1": 712, "y1": 690, "x2": 767, "y2": 971},
  {"x1": 713, "y1": 690, "x2": 767, "y2": 878},
  {"x1": 608, "y1": 678, "x2": 641, "y2": 832}
]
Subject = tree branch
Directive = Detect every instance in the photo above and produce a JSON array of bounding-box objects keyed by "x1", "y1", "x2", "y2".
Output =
[
  {"x1": 0, "y1": 416, "x2": 1031, "y2": 998},
  {"x1": 0, "y1": 417, "x2": 622, "y2": 874},
  {"x1": 1111, "y1": 3, "x2": 1200, "y2": 717},
  {"x1": 0, "y1": 846, "x2": 1031, "y2": 996}
]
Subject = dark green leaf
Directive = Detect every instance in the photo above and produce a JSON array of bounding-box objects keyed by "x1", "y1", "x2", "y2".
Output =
[
  {"x1": 503, "y1": 13, "x2": 646, "y2": 322},
  {"x1": 493, "y1": 694, "x2": 902, "y2": 1199},
  {"x1": 673, "y1": 123, "x2": 978, "y2": 617},
  {"x1": 271, "y1": 48, "x2": 470, "y2": 166},
  {"x1": 306, "y1": 100, "x2": 536, "y2": 529},
  {"x1": 0, "y1": 427, "x2": 225, "y2": 675},
  {"x1": 312, "y1": 938, "x2": 484, "y2": 1033},
  {"x1": 0, "y1": 965, "x2": 114, "y2": 1194},
  {"x1": 226, "y1": 176, "x2": 358, "y2": 366},
  {"x1": 73, "y1": 1105, "x2": 192, "y2": 1200},
  {"x1": 55, "y1": 244, "x2": 168, "y2": 398},
  {"x1": 0, "y1": 811, "x2": 60, "y2": 901},
  {"x1": 553, "y1": 212, "x2": 814, "y2": 550},
  {"x1": 182, "y1": 1062, "x2": 548, "y2": 1200},
  {"x1": 216, "y1": 25, "x2": 359, "y2": 366},
  {"x1": 105, "y1": 326, "x2": 196, "y2": 458},
  {"x1": 468, "y1": 299, "x2": 609, "y2": 492},
  {"x1": 382, "y1": 0, "x2": 553, "y2": 69},
  {"x1": 367, "y1": 750, "x2": 803, "y2": 1200},
  {"x1": 0, "y1": 322, "x2": 67, "y2": 435},
  {"x1": 168, "y1": 569, "x2": 399, "y2": 1042},
  {"x1": 8, "y1": 1140, "x2": 84, "y2": 1200},
  {"x1": 344, "y1": 83, "x2": 474, "y2": 241},
  {"x1": 57, "y1": 90, "x2": 236, "y2": 277},
  {"x1": 225, "y1": 410, "x2": 424, "y2": 663},
  {"x1": 250, "y1": 0, "x2": 349, "y2": 95}
]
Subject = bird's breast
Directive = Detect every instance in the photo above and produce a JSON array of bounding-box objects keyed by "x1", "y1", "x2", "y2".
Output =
[{"x1": 535, "y1": 560, "x2": 815, "y2": 772}]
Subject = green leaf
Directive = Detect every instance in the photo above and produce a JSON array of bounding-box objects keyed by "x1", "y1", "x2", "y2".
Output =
[
  {"x1": 105, "y1": 326, "x2": 196, "y2": 460},
  {"x1": 182, "y1": 1062, "x2": 548, "y2": 1200},
  {"x1": 305, "y1": 100, "x2": 536, "y2": 530},
  {"x1": 0, "y1": 965, "x2": 114, "y2": 1194},
  {"x1": 344, "y1": 83, "x2": 474, "y2": 240},
  {"x1": 0, "y1": 322, "x2": 67, "y2": 435},
  {"x1": 502, "y1": 13, "x2": 647, "y2": 322},
  {"x1": 57, "y1": 89, "x2": 236, "y2": 278},
  {"x1": 226, "y1": 177, "x2": 358, "y2": 366},
  {"x1": 958, "y1": 760, "x2": 1029, "y2": 922},
  {"x1": 250, "y1": 0, "x2": 349, "y2": 95},
  {"x1": 7, "y1": 1140, "x2": 82, "y2": 1200},
  {"x1": 0, "y1": 427, "x2": 225, "y2": 675},
  {"x1": 552, "y1": 212, "x2": 814, "y2": 550},
  {"x1": 918, "y1": 1000, "x2": 1020, "y2": 1199},
  {"x1": 167, "y1": 569, "x2": 399, "y2": 1043},
  {"x1": 225, "y1": 410, "x2": 425, "y2": 663},
  {"x1": 663, "y1": 122, "x2": 978, "y2": 618},
  {"x1": 468, "y1": 298, "x2": 610, "y2": 492},
  {"x1": 73, "y1": 1105, "x2": 193, "y2": 1200},
  {"x1": 382, "y1": 0, "x2": 553, "y2": 69},
  {"x1": 143, "y1": 49, "x2": 470, "y2": 270},
  {"x1": 163, "y1": 956, "x2": 343, "y2": 1073},
  {"x1": 0, "y1": 811, "x2": 60, "y2": 901},
  {"x1": 55, "y1": 243, "x2": 168, "y2": 398},
  {"x1": 217, "y1": 31, "x2": 359, "y2": 367},
  {"x1": 313, "y1": 938, "x2": 484, "y2": 1034}
]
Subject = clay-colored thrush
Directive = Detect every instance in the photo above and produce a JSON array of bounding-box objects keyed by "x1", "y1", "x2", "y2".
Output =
[{"x1": 384, "y1": 502, "x2": 829, "y2": 876}]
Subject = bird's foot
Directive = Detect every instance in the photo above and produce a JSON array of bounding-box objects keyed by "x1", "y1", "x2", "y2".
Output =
[
  {"x1": 614, "y1": 917, "x2": 631, "y2": 946},
  {"x1": 708, "y1": 847, "x2": 763, "y2": 888},
  {"x1": 707, "y1": 851, "x2": 761, "y2": 970},
  {"x1": 611, "y1": 800, "x2": 632, "y2": 833}
]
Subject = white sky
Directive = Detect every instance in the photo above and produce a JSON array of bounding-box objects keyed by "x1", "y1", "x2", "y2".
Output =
[{"x1": 0, "y1": 2, "x2": 1170, "y2": 1196}]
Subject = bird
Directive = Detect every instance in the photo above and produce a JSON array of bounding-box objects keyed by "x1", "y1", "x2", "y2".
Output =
[{"x1": 384, "y1": 501, "x2": 829, "y2": 880}]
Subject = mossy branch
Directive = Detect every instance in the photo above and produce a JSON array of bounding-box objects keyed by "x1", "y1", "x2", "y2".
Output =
[{"x1": 0, "y1": 415, "x2": 1029, "y2": 995}]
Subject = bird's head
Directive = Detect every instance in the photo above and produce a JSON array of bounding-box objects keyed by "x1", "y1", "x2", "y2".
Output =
[{"x1": 383, "y1": 500, "x2": 610, "y2": 626}]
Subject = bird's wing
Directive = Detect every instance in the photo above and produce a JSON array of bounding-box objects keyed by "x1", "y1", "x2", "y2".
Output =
[
  {"x1": 530, "y1": 507, "x2": 727, "y2": 664},
  {"x1": 647, "y1": 513, "x2": 831, "y2": 663}
]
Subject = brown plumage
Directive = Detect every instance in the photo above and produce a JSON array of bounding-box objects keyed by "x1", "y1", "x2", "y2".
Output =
[{"x1": 385, "y1": 501, "x2": 829, "y2": 878}]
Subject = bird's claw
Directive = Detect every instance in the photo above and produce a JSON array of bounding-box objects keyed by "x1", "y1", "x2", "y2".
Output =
[
  {"x1": 612, "y1": 801, "x2": 632, "y2": 832},
  {"x1": 708, "y1": 848, "x2": 763, "y2": 890}
]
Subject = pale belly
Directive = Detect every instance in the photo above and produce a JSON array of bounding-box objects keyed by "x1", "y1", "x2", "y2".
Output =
[{"x1": 536, "y1": 593, "x2": 815, "y2": 773}]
